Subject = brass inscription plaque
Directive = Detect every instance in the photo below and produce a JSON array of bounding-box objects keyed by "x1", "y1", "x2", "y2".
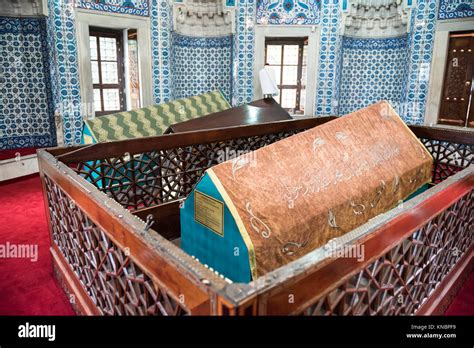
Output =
[{"x1": 194, "y1": 190, "x2": 224, "y2": 236}]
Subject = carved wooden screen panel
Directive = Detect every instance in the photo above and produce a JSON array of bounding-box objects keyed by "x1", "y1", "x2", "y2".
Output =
[
  {"x1": 44, "y1": 176, "x2": 188, "y2": 315},
  {"x1": 74, "y1": 130, "x2": 303, "y2": 211},
  {"x1": 301, "y1": 190, "x2": 473, "y2": 316},
  {"x1": 419, "y1": 138, "x2": 474, "y2": 184}
]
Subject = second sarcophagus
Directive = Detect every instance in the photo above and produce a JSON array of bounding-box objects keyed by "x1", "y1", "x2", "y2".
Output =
[{"x1": 180, "y1": 101, "x2": 433, "y2": 282}]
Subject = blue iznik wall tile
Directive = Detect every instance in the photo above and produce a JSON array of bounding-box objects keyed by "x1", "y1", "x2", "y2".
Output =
[
  {"x1": 339, "y1": 36, "x2": 409, "y2": 116},
  {"x1": 256, "y1": 0, "x2": 321, "y2": 25},
  {"x1": 172, "y1": 34, "x2": 233, "y2": 100},
  {"x1": 232, "y1": 0, "x2": 257, "y2": 106},
  {"x1": 0, "y1": 17, "x2": 56, "y2": 150},
  {"x1": 402, "y1": 0, "x2": 438, "y2": 125},
  {"x1": 76, "y1": 0, "x2": 150, "y2": 17},
  {"x1": 151, "y1": 0, "x2": 173, "y2": 104},
  {"x1": 438, "y1": 0, "x2": 474, "y2": 20},
  {"x1": 314, "y1": 0, "x2": 342, "y2": 116},
  {"x1": 46, "y1": 0, "x2": 82, "y2": 145}
]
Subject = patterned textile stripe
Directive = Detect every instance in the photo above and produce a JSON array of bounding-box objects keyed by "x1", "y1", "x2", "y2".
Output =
[
  {"x1": 83, "y1": 91, "x2": 231, "y2": 143},
  {"x1": 116, "y1": 112, "x2": 136, "y2": 139},
  {"x1": 107, "y1": 112, "x2": 123, "y2": 140},
  {"x1": 128, "y1": 110, "x2": 145, "y2": 138},
  {"x1": 157, "y1": 104, "x2": 172, "y2": 125},
  {"x1": 168, "y1": 101, "x2": 182, "y2": 123},
  {"x1": 214, "y1": 90, "x2": 231, "y2": 109},
  {"x1": 205, "y1": 93, "x2": 218, "y2": 114},
  {"x1": 209, "y1": 92, "x2": 220, "y2": 112},
  {"x1": 151, "y1": 104, "x2": 170, "y2": 132},
  {"x1": 187, "y1": 97, "x2": 201, "y2": 117},
  {"x1": 144, "y1": 107, "x2": 161, "y2": 136},
  {"x1": 108, "y1": 114, "x2": 125, "y2": 140},
  {"x1": 199, "y1": 94, "x2": 213, "y2": 115},
  {"x1": 92, "y1": 117, "x2": 109, "y2": 142},
  {"x1": 126, "y1": 109, "x2": 154, "y2": 138},
  {"x1": 140, "y1": 111, "x2": 156, "y2": 137},
  {"x1": 212, "y1": 94, "x2": 221, "y2": 112},
  {"x1": 179, "y1": 99, "x2": 195, "y2": 119}
]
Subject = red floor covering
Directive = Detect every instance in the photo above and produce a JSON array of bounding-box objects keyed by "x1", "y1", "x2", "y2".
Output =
[
  {"x1": 0, "y1": 148, "x2": 39, "y2": 161},
  {"x1": 0, "y1": 175, "x2": 75, "y2": 315},
  {"x1": 0, "y1": 175, "x2": 472, "y2": 316}
]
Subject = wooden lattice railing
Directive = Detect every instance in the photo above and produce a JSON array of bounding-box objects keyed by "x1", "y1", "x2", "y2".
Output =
[
  {"x1": 44, "y1": 175, "x2": 189, "y2": 315},
  {"x1": 39, "y1": 119, "x2": 474, "y2": 315},
  {"x1": 301, "y1": 191, "x2": 473, "y2": 315}
]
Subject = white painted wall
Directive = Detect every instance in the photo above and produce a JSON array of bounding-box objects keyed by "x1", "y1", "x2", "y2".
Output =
[
  {"x1": 0, "y1": 155, "x2": 38, "y2": 182},
  {"x1": 0, "y1": 0, "x2": 47, "y2": 17}
]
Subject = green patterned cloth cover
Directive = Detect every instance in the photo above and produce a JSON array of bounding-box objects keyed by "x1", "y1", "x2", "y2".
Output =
[{"x1": 82, "y1": 90, "x2": 231, "y2": 144}]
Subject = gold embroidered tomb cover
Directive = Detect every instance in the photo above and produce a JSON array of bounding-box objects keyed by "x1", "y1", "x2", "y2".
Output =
[{"x1": 182, "y1": 101, "x2": 433, "y2": 281}]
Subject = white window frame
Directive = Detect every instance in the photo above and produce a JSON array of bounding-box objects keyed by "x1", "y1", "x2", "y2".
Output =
[
  {"x1": 75, "y1": 9, "x2": 153, "y2": 119},
  {"x1": 254, "y1": 25, "x2": 320, "y2": 117}
]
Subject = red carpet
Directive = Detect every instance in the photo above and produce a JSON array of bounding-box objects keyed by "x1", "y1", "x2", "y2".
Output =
[
  {"x1": 0, "y1": 148, "x2": 39, "y2": 161},
  {"x1": 0, "y1": 175, "x2": 75, "y2": 315},
  {"x1": 0, "y1": 174, "x2": 472, "y2": 316},
  {"x1": 444, "y1": 271, "x2": 474, "y2": 316}
]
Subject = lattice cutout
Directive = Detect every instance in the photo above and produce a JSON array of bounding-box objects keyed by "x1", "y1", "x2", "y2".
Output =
[
  {"x1": 303, "y1": 191, "x2": 473, "y2": 316},
  {"x1": 75, "y1": 130, "x2": 302, "y2": 210},
  {"x1": 420, "y1": 138, "x2": 474, "y2": 184},
  {"x1": 45, "y1": 176, "x2": 188, "y2": 316}
]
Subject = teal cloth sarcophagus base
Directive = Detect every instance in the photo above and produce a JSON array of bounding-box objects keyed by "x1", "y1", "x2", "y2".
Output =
[
  {"x1": 181, "y1": 174, "x2": 253, "y2": 283},
  {"x1": 180, "y1": 101, "x2": 434, "y2": 283}
]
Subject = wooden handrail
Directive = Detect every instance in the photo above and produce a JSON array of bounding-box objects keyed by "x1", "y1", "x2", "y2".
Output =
[{"x1": 51, "y1": 118, "x2": 474, "y2": 164}]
